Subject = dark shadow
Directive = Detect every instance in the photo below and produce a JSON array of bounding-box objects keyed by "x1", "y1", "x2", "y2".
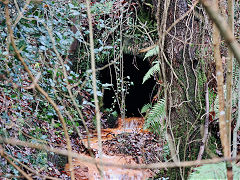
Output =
[{"x1": 99, "y1": 54, "x2": 156, "y2": 117}]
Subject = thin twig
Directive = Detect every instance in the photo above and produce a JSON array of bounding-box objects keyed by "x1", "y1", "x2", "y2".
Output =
[
  {"x1": 197, "y1": 83, "x2": 210, "y2": 160},
  {"x1": 85, "y1": 0, "x2": 103, "y2": 177},
  {"x1": 212, "y1": 0, "x2": 230, "y2": 158},
  {"x1": 3, "y1": 2, "x2": 74, "y2": 180},
  {"x1": 164, "y1": 0, "x2": 199, "y2": 36},
  {"x1": 2, "y1": 137, "x2": 240, "y2": 170},
  {"x1": 233, "y1": 69, "x2": 240, "y2": 158},
  {"x1": 0, "y1": 145, "x2": 33, "y2": 180},
  {"x1": 13, "y1": 0, "x2": 31, "y2": 27},
  {"x1": 211, "y1": 0, "x2": 232, "y2": 179},
  {"x1": 4, "y1": 151, "x2": 61, "y2": 180},
  {"x1": 200, "y1": 0, "x2": 240, "y2": 65},
  {"x1": 225, "y1": 0, "x2": 234, "y2": 151}
]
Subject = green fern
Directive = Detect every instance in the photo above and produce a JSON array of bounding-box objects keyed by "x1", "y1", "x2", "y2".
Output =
[
  {"x1": 144, "y1": 99, "x2": 166, "y2": 135},
  {"x1": 141, "y1": 103, "x2": 152, "y2": 114},
  {"x1": 189, "y1": 162, "x2": 240, "y2": 180},
  {"x1": 142, "y1": 62, "x2": 160, "y2": 84},
  {"x1": 143, "y1": 45, "x2": 159, "y2": 60}
]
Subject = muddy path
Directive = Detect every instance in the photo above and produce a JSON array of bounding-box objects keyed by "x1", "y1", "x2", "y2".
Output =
[{"x1": 65, "y1": 117, "x2": 164, "y2": 179}]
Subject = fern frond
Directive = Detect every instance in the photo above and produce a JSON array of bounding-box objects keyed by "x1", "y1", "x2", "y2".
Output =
[
  {"x1": 189, "y1": 162, "x2": 240, "y2": 179},
  {"x1": 142, "y1": 62, "x2": 160, "y2": 84},
  {"x1": 141, "y1": 103, "x2": 152, "y2": 114},
  {"x1": 143, "y1": 45, "x2": 159, "y2": 60},
  {"x1": 144, "y1": 99, "x2": 166, "y2": 134}
]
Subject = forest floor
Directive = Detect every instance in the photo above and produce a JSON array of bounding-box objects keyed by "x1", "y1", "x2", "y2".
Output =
[
  {"x1": 0, "y1": 88, "x2": 167, "y2": 179},
  {"x1": 65, "y1": 117, "x2": 166, "y2": 179}
]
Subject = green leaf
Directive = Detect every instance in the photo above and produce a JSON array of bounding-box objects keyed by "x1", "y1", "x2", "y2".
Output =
[
  {"x1": 141, "y1": 103, "x2": 152, "y2": 113},
  {"x1": 104, "y1": 46, "x2": 113, "y2": 49},
  {"x1": 142, "y1": 62, "x2": 160, "y2": 84},
  {"x1": 11, "y1": 94, "x2": 17, "y2": 98},
  {"x1": 143, "y1": 45, "x2": 159, "y2": 60},
  {"x1": 71, "y1": 10, "x2": 80, "y2": 16},
  {"x1": 40, "y1": 135, "x2": 48, "y2": 140},
  {"x1": 144, "y1": 99, "x2": 165, "y2": 134},
  {"x1": 189, "y1": 162, "x2": 240, "y2": 180},
  {"x1": 39, "y1": 46, "x2": 47, "y2": 51}
]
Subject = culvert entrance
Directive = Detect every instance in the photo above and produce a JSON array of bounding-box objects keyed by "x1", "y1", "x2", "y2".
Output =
[{"x1": 99, "y1": 54, "x2": 156, "y2": 117}]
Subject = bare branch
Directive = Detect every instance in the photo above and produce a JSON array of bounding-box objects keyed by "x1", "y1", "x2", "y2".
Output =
[
  {"x1": 233, "y1": 69, "x2": 240, "y2": 158},
  {"x1": 85, "y1": 0, "x2": 103, "y2": 177},
  {"x1": 225, "y1": 0, "x2": 234, "y2": 151},
  {"x1": 200, "y1": 0, "x2": 240, "y2": 65},
  {"x1": 2, "y1": 137, "x2": 240, "y2": 170},
  {"x1": 0, "y1": 145, "x2": 33, "y2": 180},
  {"x1": 197, "y1": 83, "x2": 210, "y2": 161},
  {"x1": 3, "y1": 2, "x2": 74, "y2": 179},
  {"x1": 212, "y1": 0, "x2": 232, "y2": 179}
]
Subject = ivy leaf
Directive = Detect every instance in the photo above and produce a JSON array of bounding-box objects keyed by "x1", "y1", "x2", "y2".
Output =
[
  {"x1": 71, "y1": 10, "x2": 80, "y2": 16},
  {"x1": 39, "y1": 46, "x2": 47, "y2": 51}
]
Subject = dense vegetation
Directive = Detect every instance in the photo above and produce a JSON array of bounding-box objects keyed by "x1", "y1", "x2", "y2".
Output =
[{"x1": 1, "y1": 0, "x2": 240, "y2": 179}]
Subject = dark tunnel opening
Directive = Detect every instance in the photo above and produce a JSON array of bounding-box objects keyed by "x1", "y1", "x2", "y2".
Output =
[{"x1": 99, "y1": 54, "x2": 156, "y2": 117}]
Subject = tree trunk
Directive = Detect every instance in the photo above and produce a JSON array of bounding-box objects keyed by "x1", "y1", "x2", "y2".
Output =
[{"x1": 153, "y1": 0, "x2": 203, "y2": 178}]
